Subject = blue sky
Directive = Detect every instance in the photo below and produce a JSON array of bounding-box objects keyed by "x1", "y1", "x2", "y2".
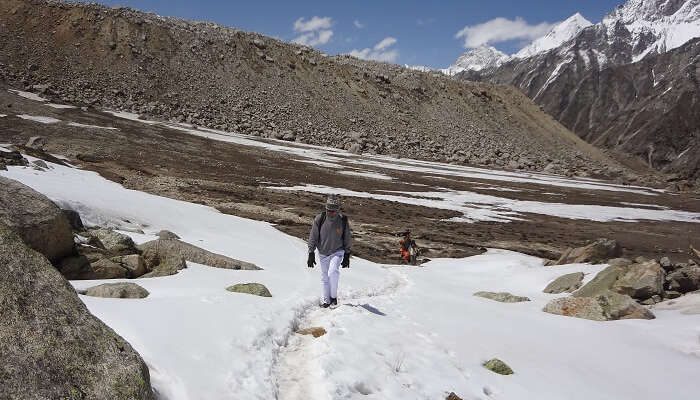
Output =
[{"x1": 74, "y1": 0, "x2": 624, "y2": 67}]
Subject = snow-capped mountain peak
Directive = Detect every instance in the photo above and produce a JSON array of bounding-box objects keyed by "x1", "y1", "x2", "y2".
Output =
[
  {"x1": 514, "y1": 13, "x2": 593, "y2": 59},
  {"x1": 444, "y1": 45, "x2": 510, "y2": 75}
]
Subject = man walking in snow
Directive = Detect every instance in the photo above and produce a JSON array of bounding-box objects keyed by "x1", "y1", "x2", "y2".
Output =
[{"x1": 307, "y1": 194, "x2": 352, "y2": 308}]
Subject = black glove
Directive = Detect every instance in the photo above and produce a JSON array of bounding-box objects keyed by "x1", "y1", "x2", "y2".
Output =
[
  {"x1": 341, "y1": 253, "x2": 350, "y2": 268},
  {"x1": 307, "y1": 253, "x2": 316, "y2": 268}
]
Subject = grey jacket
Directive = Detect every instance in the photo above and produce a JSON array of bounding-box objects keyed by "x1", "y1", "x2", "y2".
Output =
[{"x1": 307, "y1": 212, "x2": 352, "y2": 256}]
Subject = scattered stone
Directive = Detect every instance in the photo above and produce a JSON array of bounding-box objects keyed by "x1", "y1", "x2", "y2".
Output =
[
  {"x1": 0, "y1": 224, "x2": 154, "y2": 399},
  {"x1": 157, "y1": 229, "x2": 180, "y2": 240},
  {"x1": 226, "y1": 282, "x2": 272, "y2": 297},
  {"x1": 296, "y1": 327, "x2": 326, "y2": 338},
  {"x1": 138, "y1": 239, "x2": 261, "y2": 270},
  {"x1": 543, "y1": 272, "x2": 584, "y2": 294},
  {"x1": 543, "y1": 290, "x2": 655, "y2": 321},
  {"x1": 554, "y1": 238, "x2": 621, "y2": 265},
  {"x1": 0, "y1": 176, "x2": 75, "y2": 262},
  {"x1": 82, "y1": 282, "x2": 149, "y2": 298},
  {"x1": 659, "y1": 256, "x2": 672, "y2": 270},
  {"x1": 612, "y1": 260, "x2": 665, "y2": 300},
  {"x1": 474, "y1": 291, "x2": 530, "y2": 303},
  {"x1": 85, "y1": 228, "x2": 138, "y2": 255},
  {"x1": 483, "y1": 359, "x2": 514, "y2": 375}
]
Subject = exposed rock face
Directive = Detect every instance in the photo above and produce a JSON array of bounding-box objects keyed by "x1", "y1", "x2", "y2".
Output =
[
  {"x1": 226, "y1": 283, "x2": 272, "y2": 297},
  {"x1": 140, "y1": 249, "x2": 187, "y2": 278},
  {"x1": 0, "y1": 0, "x2": 624, "y2": 177},
  {"x1": 543, "y1": 290, "x2": 655, "y2": 321},
  {"x1": 612, "y1": 260, "x2": 665, "y2": 300},
  {"x1": 543, "y1": 272, "x2": 584, "y2": 294},
  {"x1": 90, "y1": 258, "x2": 129, "y2": 279},
  {"x1": 460, "y1": 0, "x2": 700, "y2": 181},
  {"x1": 85, "y1": 228, "x2": 138, "y2": 256},
  {"x1": 61, "y1": 209, "x2": 85, "y2": 231},
  {"x1": 473, "y1": 291, "x2": 530, "y2": 303},
  {"x1": 0, "y1": 149, "x2": 29, "y2": 170},
  {"x1": 0, "y1": 224, "x2": 154, "y2": 399},
  {"x1": 112, "y1": 254, "x2": 148, "y2": 278},
  {"x1": 156, "y1": 230, "x2": 180, "y2": 240},
  {"x1": 483, "y1": 359, "x2": 514, "y2": 375},
  {"x1": 554, "y1": 238, "x2": 622, "y2": 265},
  {"x1": 138, "y1": 239, "x2": 260, "y2": 270},
  {"x1": 82, "y1": 282, "x2": 150, "y2": 299},
  {"x1": 0, "y1": 176, "x2": 74, "y2": 262}
]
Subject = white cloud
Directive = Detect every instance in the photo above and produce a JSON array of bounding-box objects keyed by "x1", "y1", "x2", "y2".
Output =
[
  {"x1": 374, "y1": 37, "x2": 397, "y2": 51},
  {"x1": 348, "y1": 37, "x2": 399, "y2": 63},
  {"x1": 353, "y1": 20, "x2": 365, "y2": 29},
  {"x1": 455, "y1": 17, "x2": 555, "y2": 48},
  {"x1": 293, "y1": 16, "x2": 332, "y2": 32},
  {"x1": 292, "y1": 16, "x2": 333, "y2": 47}
]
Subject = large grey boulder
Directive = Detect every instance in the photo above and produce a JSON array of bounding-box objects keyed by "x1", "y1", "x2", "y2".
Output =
[
  {"x1": 0, "y1": 224, "x2": 154, "y2": 399},
  {"x1": 666, "y1": 265, "x2": 700, "y2": 293},
  {"x1": 543, "y1": 290, "x2": 655, "y2": 321},
  {"x1": 573, "y1": 265, "x2": 627, "y2": 298},
  {"x1": 85, "y1": 228, "x2": 138, "y2": 255},
  {"x1": 473, "y1": 291, "x2": 530, "y2": 303},
  {"x1": 612, "y1": 260, "x2": 665, "y2": 300},
  {"x1": 112, "y1": 254, "x2": 147, "y2": 278},
  {"x1": 140, "y1": 250, "x2": 187, "y2": 278},
  {"x1": 554, "y1": 238, "x2": 621, "y2": 265},
  {"x1": 0, "y1": 176, "x2": 75, "y2": 262},
  {"x1": 543, "y1": 272, "x2": 584, "y2": 294},
  {"x1": 138, "y1": 239, "x2": 261, "y2": 270},
  {"x1": 82, "y1": 282, "x2": 150, "y2": 299},
  {"x1": 90, "y1": 258, "x2": 129, "y2": 279},
  {"x1": 226, "y1": 283, "x2": 272, "y2": 297}
]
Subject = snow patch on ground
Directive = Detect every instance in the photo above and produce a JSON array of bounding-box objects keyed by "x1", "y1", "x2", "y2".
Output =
[
  {"x1": 8, "y1": 89, "x2": 48, "y2": 102},
  {"x1": 339, "y1": 170, "x2": 393, "y2": 181},
  {"x1": 105, "y1": 110, "x2": 159, "y2": 124},
  {"x1": 68, "y1": 122, "x2": 119, "y2": 130},
  {"x1": 17, "y1": 115, "x2": 61, "y2": 124},
  {"x1": 272, "y1": 184, "x2": 700, "y2": 224},
  {"x1": 46, "y1": 103, "x2": 77, "y2": 109},
  {"x1": 2, "y1": 160, "x2": 699, "y2": 399},
  {"x1": 0, "y1": 114, "x2": 6, "y2": 118}
]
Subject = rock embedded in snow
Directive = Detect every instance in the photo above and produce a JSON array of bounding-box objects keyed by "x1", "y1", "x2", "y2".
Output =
[
  {"x1": 86, "y1": 228, "x2": 138, "y2": 256},
  {"x1": 156, "y1": 229, "x2": 180, "y2": 240},
  {"x1": 140, "y1": 250, "x2": 187, "y2": 278},
  {"x1": 82, "y1": 282, "x2": 150, "y2": 299},
  {"x1": 554, "y1": 238, "x2": 622, "y2": 265},
  {"x1": 446, "y1": 392, "x2": 463, "y2": 400},
  {"x1": 612, "y1": 260, "x2": 665, "y2": 300},
  {"x1": 226, "y1": 282, "x2": 272, "y2": 297},
  {"x1": 0, "y1": 176, "x2": 75, "y2": 262},
  {"x1": 0, "y1": 150, "x2": 29, "y2": 170},
  {"x1": 573, "y1": 265, "x2": 626, "y2": 298},
  {"x1": 296, "y1": 326, "x2": 326, "y2": 338},
  {"x1": 543, "y1": 290, "x2": 655, "y2": 321},
  {"x1": 483, "y1": 358, "x2": 514, "y2": 375},
  {"x1": 138, "y1": 239, "x2": 261, "y2": 270},
  {"x1": 473, "y1": 291, "x2": 530, "y2": 303},
  {"x1": 25, "y1": 136, "x2": 46, "y2": 150},
  {"x1": 543, "y1": 272, "x2": 585, "y2": 294},
  {"x1": 0, "y1": 224, "x2": 154, "y2": 399}
]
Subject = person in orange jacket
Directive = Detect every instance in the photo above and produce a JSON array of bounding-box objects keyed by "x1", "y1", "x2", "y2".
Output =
[{"x1": 399, "y1": 230, "x2": 413, "y2": 264}]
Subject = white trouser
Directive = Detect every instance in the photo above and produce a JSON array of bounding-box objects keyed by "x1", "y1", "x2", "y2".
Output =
[{"x1": 319, "y1": 249, "x2": 344, "y2": 303}]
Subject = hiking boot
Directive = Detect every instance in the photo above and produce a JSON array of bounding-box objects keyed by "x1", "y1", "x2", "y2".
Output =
[
  {"x1": 320, "y1": 302, "x2": 330, "y2": 308},
  {"x1": 330, "y1": 297, "x2": 338, "y2": 307}
]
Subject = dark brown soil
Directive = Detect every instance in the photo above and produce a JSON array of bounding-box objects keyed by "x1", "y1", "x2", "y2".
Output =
[{"x1": 2, "y1": 88, "x2": 699, "y2": 265}]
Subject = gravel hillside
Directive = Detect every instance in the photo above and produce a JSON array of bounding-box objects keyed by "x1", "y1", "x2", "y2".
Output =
[{"x1": 0, "y1": 0, "x2": 629, "y2": 177}]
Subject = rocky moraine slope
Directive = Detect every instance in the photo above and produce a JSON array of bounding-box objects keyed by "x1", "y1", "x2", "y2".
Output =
[{"x1": 0, "y1": 0, "x2": 635, "y2": 179}]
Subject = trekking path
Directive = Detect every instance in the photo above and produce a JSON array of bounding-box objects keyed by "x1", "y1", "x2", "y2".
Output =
[{"x1": 276, "y1": 252, "x2": 700, "y2": 400}]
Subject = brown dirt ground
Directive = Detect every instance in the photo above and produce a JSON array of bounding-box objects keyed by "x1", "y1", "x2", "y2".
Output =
[{"x1": 2, "y1": 88, "x2": 699, "y2": 265}]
